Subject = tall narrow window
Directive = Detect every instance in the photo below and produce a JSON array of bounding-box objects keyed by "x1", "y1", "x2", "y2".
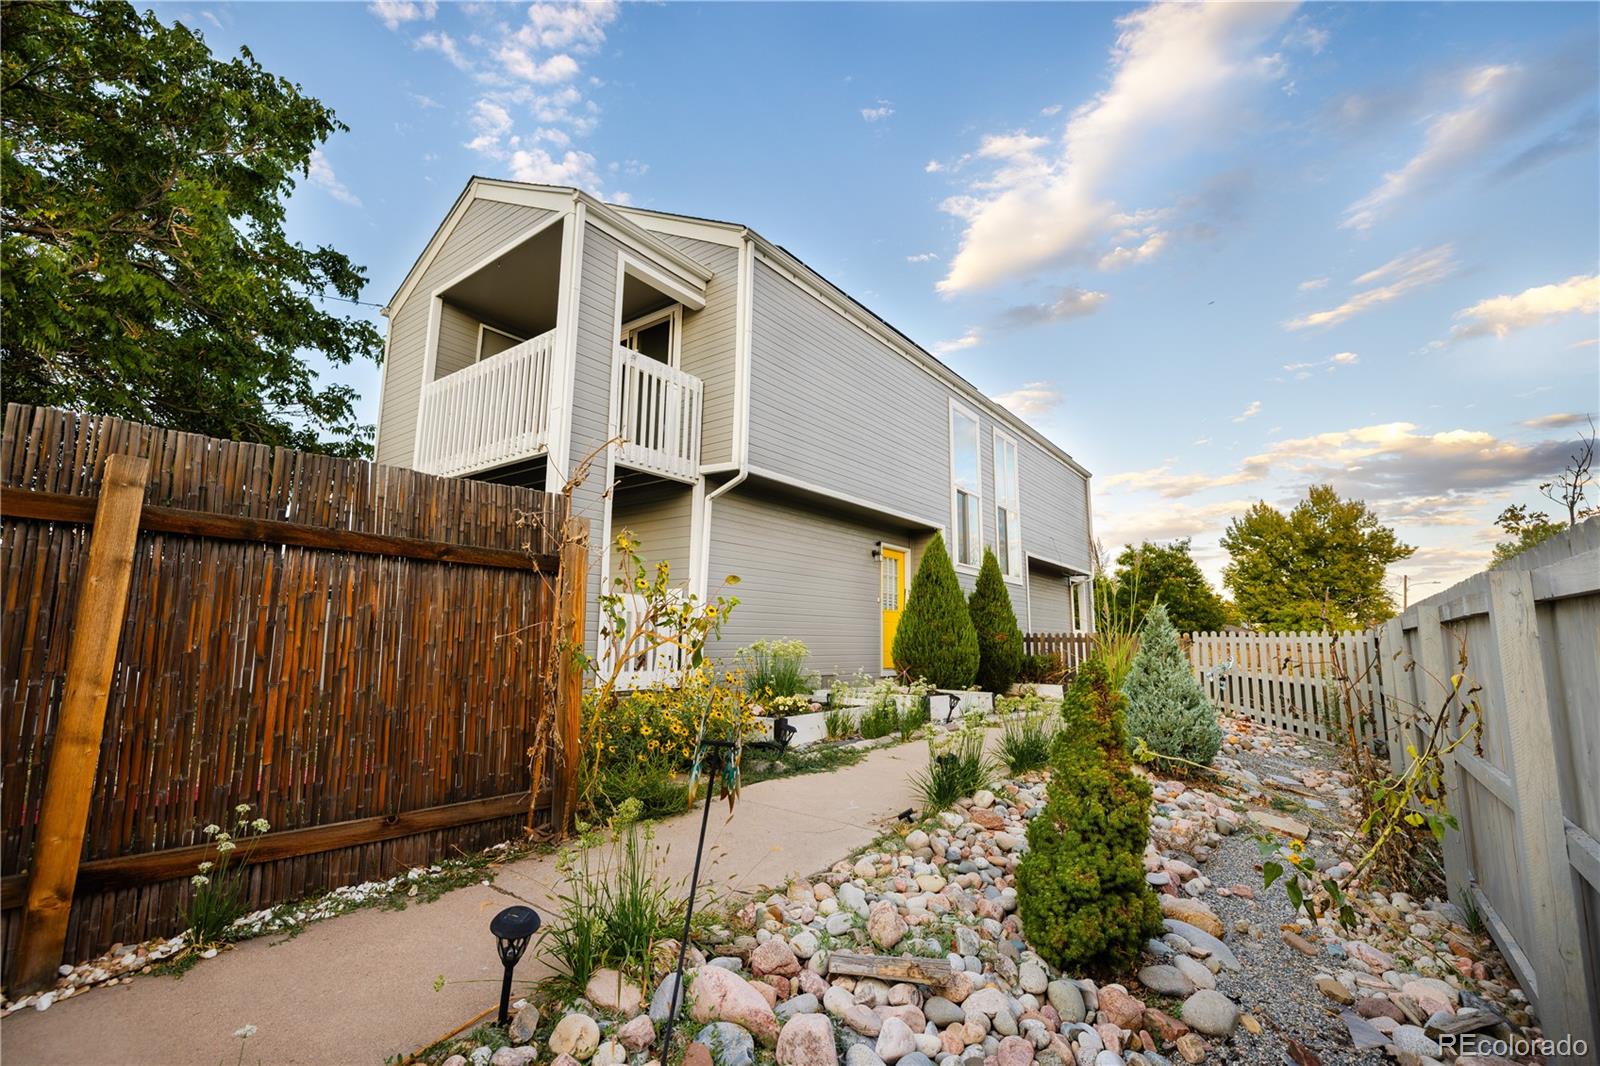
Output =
[
  {"x1": 949, "y1": 402, "x2": 982, "y2": 568},
  {"x1": 994, "y1": 431, "x2": 1021, "y2": 577}
]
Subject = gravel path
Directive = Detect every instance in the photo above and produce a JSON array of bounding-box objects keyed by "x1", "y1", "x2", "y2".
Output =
[{"x1": 1197, "y1": 732, "x2": 1388, "y2": 1066}]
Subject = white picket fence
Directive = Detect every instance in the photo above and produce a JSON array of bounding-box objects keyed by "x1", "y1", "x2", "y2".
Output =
[
  {"x1": 1184, "y1": 521, "x2": 1598, "y2": 1060},
  {"x1": 1186, "y1": 629, "x2": 1388, "y2": 744}
]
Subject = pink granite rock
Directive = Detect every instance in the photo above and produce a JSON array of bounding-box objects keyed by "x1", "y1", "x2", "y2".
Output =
[{"x1": 687, "y1": 965, "x2": 780, "y2": 1046}]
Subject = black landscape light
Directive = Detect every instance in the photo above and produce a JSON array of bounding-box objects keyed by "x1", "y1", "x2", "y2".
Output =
[{"x1": 491, "y1": 905, "x2": 541, "y2": 1027}]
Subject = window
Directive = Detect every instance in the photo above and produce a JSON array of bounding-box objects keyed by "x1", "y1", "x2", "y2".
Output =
[
  {"x1": 994, "y1": 431, "x2": 1021, "y2": 577},
  {"x1": 621, "y1": 306, "x2": 680, "y2": 365},
  {"x1": 476, "y1": 323, "x2": 523, "y2": 362},
  {"x1": 949, "y1": 402, "x2": 982, "y2": 568}
]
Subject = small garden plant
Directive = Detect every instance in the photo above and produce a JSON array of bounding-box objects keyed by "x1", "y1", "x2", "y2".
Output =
[
  {"x1": 183, "y1": 804, "x2": 271, "y2": 948},
  {"x1": 910, "y1": 712, "x2": 992, "y2": 810},
  {"x1": 968, "y1": 548, "x2": 1023, "y2": 693},
  {"x1": 892, "y1": 532, "x2": 978, "y2": 689},
  {"x1": 995, "y1": 694, "x2": 1056, "y2": 773},
  {"x1": 1017, "y1": 658, "x2": 1164, "y2": 976},
  {"x1": 737, "y1": 638, "x2": 815, "y2": 701},
  {"x1": 1121, "y1": 603, "x2": 1222, "y2": 769}
]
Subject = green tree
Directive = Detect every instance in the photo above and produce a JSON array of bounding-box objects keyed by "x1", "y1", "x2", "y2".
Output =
[
  {"x1": 968, "y1": 548, "x2": 1023, "y2": 693},
  {"x1": 893, "y1": 532, "x2": 979, "y2": 689},
  {"x1": 1489, "y1": 504, "x2": 1566, "y2": 566},
  {"x1": 1, "y1": 1, "x2": 382, "y2": 455},
  {"x1": 1121, "y1": 604, "x2": 1221, "y2": 767},
  {"x1": 1106, "y1": 539, "x2": 1231, "y2": 634},
  {"x1": 1221, "y1": 485, "x2": 1413, "y2": 630},
  {"x1": 1017, "y1": 658, "x2": 1164, "y2": 976}
]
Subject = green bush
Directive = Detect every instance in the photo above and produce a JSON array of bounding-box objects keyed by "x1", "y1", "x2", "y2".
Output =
[
  {"x1": 824, "y1": 705, "x2": 855, "y2": 741},
  {"x1": 968, "y1": 548, "x2": 1024, "y2": 694},
  {"x1": 1018, "y1": 652, "x2": 1064, "y2": 685},
  {"x1": 893, "y1": 532, "x2": 979, "y2": 689},
  {"x1": 1017, "y1": 658, "x2": 1164, "y2": 976},
  {"x1": 996, "y1": 695, "x2": 1056, "y2": 774},
  {"x1": 910, "y1": 718, "x2": 992, "y2": 811},
  {"x1": 1121, "y1": 603, "x2": 1222, "y2": 768},
  {"x1": 858, "y1": 694, "x2": 900, "y2": 740}
]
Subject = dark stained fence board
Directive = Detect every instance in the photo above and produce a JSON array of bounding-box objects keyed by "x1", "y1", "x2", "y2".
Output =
[
  {"x1": 1023, "y1": 632, "x2": 1097, "y2": 678},
  {"x1": 1, "y1": 405, "x2": 576, "y2": 970}
]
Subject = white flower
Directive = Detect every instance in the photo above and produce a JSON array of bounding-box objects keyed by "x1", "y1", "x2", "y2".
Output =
[
  {"x1": 202, "y1": 824, "x2": 220, "y2": 836},
  {"x1": 234, "y1": 1024, "x2": 257, "y2": 1039},
  {"x1": 235, "y1": 804, "x2": 251, "y2": 815},
  {"x1": 191, "y1": 874, "x2": 210, "y2": 887},
  {"x1": 251, "y1": 818, "x2": 270, "y2": 833},
  {"x1": 217, "y1": 840, "x2": 236, "y2": 853}
]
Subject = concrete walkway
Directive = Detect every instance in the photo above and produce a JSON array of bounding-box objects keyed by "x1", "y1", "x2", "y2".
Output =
[{"x1": 1, "y1": 741, "x2": 922, "y2": 1066}]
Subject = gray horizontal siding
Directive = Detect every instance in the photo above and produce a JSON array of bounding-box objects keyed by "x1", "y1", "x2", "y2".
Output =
[
  {"x1": 706, "y1": 487, "x2": 913, "y2": 678},
  {"x1": 1027, "y1": 566, "x2": 1073, "y2": 633},
  {"x1": 435, "y1": 302, "x2": 479, "y2": 378},
  {"x1": 611, "y1": 483, "x2": 693, "y2": 585},
  {"x1": 746, "y1": 258, "x2": 1091, "y2": 584},
  {"x1": 375, "y1": 201, "x2": 558, "y2": 467},
  {"x1": 656, "y1": 234, "x2": 738, "y2": 467}
]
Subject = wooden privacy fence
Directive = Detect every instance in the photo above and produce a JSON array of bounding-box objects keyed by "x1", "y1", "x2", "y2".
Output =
[
  {"x1": 1186, "y1": 629, "x2": 1389, "y2": 744},
  {"x1": 1022, "y1": 632, "x2": 1096, "y2": 677},
  {"x1": 1, "y1": 405, "x2": 587, "y2": 991},
  {"x1": 1374, "y1": 523, "x2": 1598, "y2": 1058}
]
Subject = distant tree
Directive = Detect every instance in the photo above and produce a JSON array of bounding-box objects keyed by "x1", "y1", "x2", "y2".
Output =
[
  {"x1": 1, "y1": 1, "x2": 383, "y2": 455},
  {"x1": 1121, "y1": 604, "x2": 1222, "y2": 767},
  {"x1": 893, "y1": 532, "x2": 979, "y2": 689},
  {"x1": 1221, "y1": 485, "x2": 1414, "y2": 630},
  {"x1": 968, "y1": 548, "x2": 1023, "y2": 693},
  {"x1": 1105, "y1": 539, "x2": 1231, "y2": 634},
  {"x1": 1490, "y1": 504, "x2": 1566, "y2": 567}
]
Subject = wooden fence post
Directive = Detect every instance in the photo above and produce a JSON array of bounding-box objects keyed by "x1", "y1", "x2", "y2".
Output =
[
  {"x1": 12, "y1": 454, "x2": 150, "y2": 992},
  {"x1": 553, "y1": 519, "x2": 589, "y2": 833},
  {"x1": 1487, "y1": 569, "x2": 1595, "y2": 1055}
]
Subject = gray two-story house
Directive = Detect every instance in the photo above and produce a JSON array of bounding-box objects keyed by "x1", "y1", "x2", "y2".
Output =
[{"x1": 374, "y1": 178, "x2": 1095, "y2": 682}]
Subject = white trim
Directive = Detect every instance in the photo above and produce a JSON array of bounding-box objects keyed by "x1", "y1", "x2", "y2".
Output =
[
  {"x1": 371, "y1": 318, "x2": 392, "y2": 461},
  {"x1": 612, "y1": 205, "x2": 747, "y2": 248},
  {"x1": 948, "y1": 397, "x2": 983, "y2": 573},
  {"x1": 693, "y1": 233, "x2": 756, "y2": 602},
  {"x1": 410, "y1": 296, "x2": 445, "y2": 469},
  {"x1": 743, "y1": 464, "x2": 942, "y2": 532},
  {"x1": 1025, "y1": 549, "x2": 1090, "y2": 577},
  {"x1": 615, "y1": 251, "x2": 706, "y2": 314},
  {"x1": 752, "y1": 246, "x2": 1090, "y2": 480},
  {"x1": 878, "y1": 542, "x2": 909, "y2": 674},
  {"x1": 388, "y1": 192, "x2": 571, "y2": 316},
  {"x1": 620, "y1": 304, "x2": 683, "y2": 369},
  {"x1": 545, "y1": 207, "x2": 582, "y2": 491},
  {"x1": 427, "y1": 212, "x2": 568, "y2": 307},
  {"x1": 992, "y1": 427, "x2": 1022, "y2": 582}
]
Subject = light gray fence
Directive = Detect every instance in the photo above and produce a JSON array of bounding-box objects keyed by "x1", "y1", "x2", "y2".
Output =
[
  {"x1": 1377, "y1": 521, "x2": 1598, "y2": 1059},
  {"x1": 1186, "y1": 629, "x2": 1388, "y2": 743}
]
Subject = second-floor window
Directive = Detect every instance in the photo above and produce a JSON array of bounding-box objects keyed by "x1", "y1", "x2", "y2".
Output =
[
  {"x1": 994, "y1": 430, "x2": 1021, "y2": 577},
  {"x1": 950, "y1": 401, "x2": 981, "y2": 569}
]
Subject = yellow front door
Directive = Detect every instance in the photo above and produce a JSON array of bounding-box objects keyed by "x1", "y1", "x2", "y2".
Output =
[{"x1": 880, "y1": 547, "x2": 907, "y2": 671}]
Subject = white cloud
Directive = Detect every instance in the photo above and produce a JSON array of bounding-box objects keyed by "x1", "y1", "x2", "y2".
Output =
[
  {"x1": 1285, "y1": 244, "x2": 1456, "y2": 329},
  {"x1": 991, "y1": 381, "x2": 1062, "y2": 419},
  {"x1": 1283, "y1": 17, "x2": 1329, "y2": 54},
  {"x1": 416, "y1": 31, "x2": 470, "y2": 70},
  {"x1": 409, "y1": 92, "x2": 442, "y2": 109},
  {"x1": 936, "y1": 2, "x2": 1295, "y2": 293},
  {"x1": 496, "y1": 48, "x2": 580, "y2": 84},
  {"x1": 1094, "y1": 496, "x2": 1258, "y2": 554},
  {"x1": 306, "y1": 149, "x2": 361, "y2": 207},
  {"x1": 1098, "y1": 231, "x2": 1168, "y2": 271},
  {"x1": 906, "y1": 252, "x2": 940, "y2": 264},
  {"x1": 508, "y1": 147, "x2": 601, "y2": 188},
  {"x1": 1344, "y1": 55, "x2": 1598, "y2": 230},
  {"x1": 861, "y1": 101, "x2": 895, "y2": 122},
  {"x1": 1232, "y1": 400, "x2": 1262, "y2": 423},
  {"x1": 368, "y1": 0, "x2": 435, "y2": 30},
  {"x1": 1522, "y1": 412, "x2": 1594, "y2": 429},
  {"x1": 1297, "y1": 276, "x2": 1329, "y2": 292},
  {"x1": 1040, "y1": 103, "x2": 1064, "y2": 117},
  {"x1": 932, "y1": 329, "x2": 982, "y2": 357},
  {"x1": 1446, "y1": 274, "x2": 1599, "y2": 342},
  {"x1": 518, "y1": 1, "x2": 617, "y2": 49},
  {"x1": 997, "y1": 286, "x2": 1108, "y2": 328},
  {"x1": 1281, "y1": 351, "x2": 1359, "y2": 378},
  {"x1": 924, "y1": 160, "x2": 945, "y2": 173},
  {"x1": 1331, "y1": 350, "x2": 1359, "y2": 365}
]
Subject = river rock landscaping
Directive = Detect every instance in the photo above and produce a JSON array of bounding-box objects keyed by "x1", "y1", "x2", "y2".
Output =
[{"x1": 418, "y1": 711, "x2": 1544, "y2": 1066}]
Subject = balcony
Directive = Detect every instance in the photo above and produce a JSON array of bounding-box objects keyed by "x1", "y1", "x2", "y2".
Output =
[
  {"x1": 414, "y1": 329, "x2": 555, "y2": 478},
  {"x1": 614, "y1": 347, "x2": 702, "y2": 483}
]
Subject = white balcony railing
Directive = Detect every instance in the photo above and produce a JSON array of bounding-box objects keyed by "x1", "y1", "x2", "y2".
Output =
[
  {"x1": 608, "y1": 592, "x2": 687, "y2": 691},
  {"x1": 415, "y1": 329, "x2": 555, "y2": 477},
  {"x1": 614, "y1": 347, "x2": 702, "y2": 482}
]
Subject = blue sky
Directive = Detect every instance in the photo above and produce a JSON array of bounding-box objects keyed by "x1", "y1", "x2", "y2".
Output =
[{"x1": 161, "y1": 1, "x2": 1598, "y2": 598}]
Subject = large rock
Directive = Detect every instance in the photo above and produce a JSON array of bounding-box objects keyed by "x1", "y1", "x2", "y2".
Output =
[
  {"x1": 777, "y1": 1013, "x2": 838, "y2": 1066},
  {"x1": 585, "y1": 968, "x2": 643, "y2": 1014},
  {"x1": 868, "y1": 902, "x2": 908, "y2": 950},
  {"x1": 1180, "y1": 990, "x2": 1239, "y2": 1037},
  {"x1": 689, "y1": 965, "x2": 781, "y2": 1046},
  {"x1": 997, "y1": 1035, "x2": 1035, "y2": 1065},
  {"x1": 616, "y1": 1013, "x2": 655, "y2": 1051},
  {"x1": 548, "y1": 1013, "x2": 600, "y2": 1059},
  {"x1": 694, "y1": 1021, "x2": 756, "y2": 1066},
  {"x1": 1159, "y1": 896, "x2": 1223, "y2": 938},
  {"x1": 507, "y1": 1003, "x2": 540, "y2": 1045},
  {"x1": 1047, "y1": 980, "x2": 1085, "y2": 1024},
  {"x1": 875, "y1": 1016, "x2": 916, "y2": 1063},
  {"x1": 1138, "y1": 965, "x2": 1195, "y2": 997},
  {"x1": 752, "y1": 938, "x2": 801, "y2": 978},
  {"x1": 1097, "y1": 986, "x2": 1145, "y2": 1029},
  {"x1": 1163, "y1": 920, "x2": 1240, "y2": 971}
]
